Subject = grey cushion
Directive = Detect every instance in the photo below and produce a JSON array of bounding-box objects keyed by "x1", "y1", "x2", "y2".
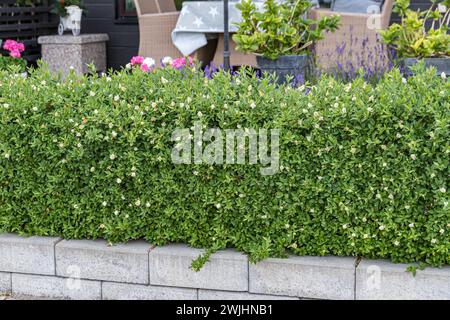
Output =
[{"x1": 331, "y1": 0, "x2": 384, "y2": 13}]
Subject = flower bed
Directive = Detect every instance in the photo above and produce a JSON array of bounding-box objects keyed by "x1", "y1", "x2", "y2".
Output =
[{"x1": 0, "y1": 63, "x2": 448, "y2": 268}]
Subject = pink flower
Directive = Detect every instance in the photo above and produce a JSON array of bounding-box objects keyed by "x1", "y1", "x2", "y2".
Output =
[
  {"x1": 9, "y1": 50, "x2": 21, "y2": 58},
  {"x1": 140, "y1": 63, "x2": 150, "y2": 73},
  {"x1": 15, "y1": 42, "x2": 25, "y2": 52},
  {"x1": 171, "y1": 56, "x2": 193, "y2": 69},
  {"x1": 3, "y1": 40, "x2": 16, "y2": 51},
  {"x1": 130, "y1": 56, "x2": 144, "y2": 66},
  {"x1": 3, "y1": 40, "x2": 25, "y2": 53}
]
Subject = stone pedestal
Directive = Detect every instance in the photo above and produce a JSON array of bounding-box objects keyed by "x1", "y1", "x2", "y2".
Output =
[{"x1": 38, "y1": 34, "x2": 109, "y2": 77}]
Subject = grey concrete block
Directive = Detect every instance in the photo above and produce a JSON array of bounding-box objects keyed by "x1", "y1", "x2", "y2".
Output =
[
  {"x1": 56, "y1": 239, "x2": 152, "y2": 284},
  {"x1": 38, "y1": 34, "x2": 109, "y2": 77},
  {"x1": 249, "y1": 256, "x2": 356, "y2": 299},
  {"x1": 149, "y1": 244, "x2": 248, "y2": 291},
  {"x1": 356, "y1": 259, "x2": 450, "y2": 300},
  {"x1": 0, "y1": 272, "x2": 11, "y2": 294},
  {"x1": 198, "y1": 289, "x2": 299, "y2": 300},
  {"x1": 0, "y1": 233, "x2": 61, "y2": 275},
  {"x1": 12, "y1": 273, "x2": 101, "y2": 300},
  {"x1": 102, "y1": 282, "x2": 197, "y2": 300}
]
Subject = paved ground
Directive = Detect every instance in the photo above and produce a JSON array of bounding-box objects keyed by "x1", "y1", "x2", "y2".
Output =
[{"x1": 0, "y1": 294, "x2": 56, "y2": 300}]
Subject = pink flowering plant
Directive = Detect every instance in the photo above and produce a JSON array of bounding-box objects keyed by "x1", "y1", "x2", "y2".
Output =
[
  {"x1": 170, "y1": 56, "x2": 193, "y2": 69},
  {"x1": 3, "y1": 40, "x2": 26, "y2": 58},
  {"x1": 127, "y1": 55, "x2": 194, "y2": 72},
  {"x1": 0, "y1": 40, "x2": 27, "y2": 73},
  {"x1": 128, "y1": 56, "x2": 156, "y2": 73}
]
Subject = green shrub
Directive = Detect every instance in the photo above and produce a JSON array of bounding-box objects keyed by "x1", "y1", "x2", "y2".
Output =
[
  {"x1": 233, "y1": 0, "x2": 340, "y2": 59},
  {"x1": 0, "y1": 56, "x2": 27, "y2": 73},
  {"x1": 380, "y1": 0, "x2": 450, "y2": 59},
  {"x1": 0, "y1": 63, "x2": 448, "y2": 267}
]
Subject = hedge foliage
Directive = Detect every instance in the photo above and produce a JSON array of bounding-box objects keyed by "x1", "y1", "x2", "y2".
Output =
[{"x1": 0, "y1": 63, "x2": 449, "y2": 267}]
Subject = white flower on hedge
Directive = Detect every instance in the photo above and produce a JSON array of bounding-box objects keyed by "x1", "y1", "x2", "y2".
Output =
[
  {"x1": 111, "y1": 131, "x2": 117, "y2": 138},
  {"x1": 89, "y1": 91, "x2": 95, "y2": 97},
  {"x1": 402, "y1": 78, "x2": 407, "y2": 84},
  {"x1": 161, "y1": 77, "x2": 169, "y2": 84},
  {"x1": 4, "y1": 153, "x2": 10, "y2": 159},
  {"x1": 410, "y1": 154, "x2": 417, "y2": 160},
  {"x1": 431, "y1": 239, "x2": 437, "y2": 244},
  {"x1": 162, "y1": 56, "x2": 173, "y2": 66},
  {"x1": 367, "y1": 107, "x2": 373, "y2": 113},
  {"x1": 362, "y1": 217, "x2": 367, "y2": 223},
  {"x1": 114, "y1": 95, "x2": 120, "y2": 101},
  {"x1": 341, "y1": 107, "x2": 347, "y2": 114},
  {"x1": 94, "y1": 109, "x2": 99, "y2": 115},
  {"x1": 215, "y1": 203, "x2": 221, "y2": 209},
  {"x1": 394, "y1": 240, "x2": 400, "y2": 246},
  {"x1": 102, "y1": 201, "x2": 107, "y2": 207},
  {"x1": 441, "y1": 72, "x2": 446, "y2": 80},
  {"x1": 379, "y1": 225, "x2": 385, "y2": 231},
  {"x1": 135, "y1": 199, "x2": 141, "y2": 207},
  {"x1": 130, "y1": 172, "x2": 136, "y2": 178},
  {"x1": 106, "y1": 77, "x2": 112, "y2": 82},
  {"x1": 376, "y1": 193, "x2": 382, "y2": 200},
  {"x1": 396, "y1": 133, "x2": 402, "y2": 138},
  {"x1": 409, "y1": 223, "x2": 414, "y2": 228},
  {"x1": 145, "y1": 202, "x2": 150, "y2": 208},
  {"x1": 116, "y1": 178, "x2": 122, "y2": 184},
  {"x1": 32, "y1": 106, "x2": 38, "y2": 112},
  {"x1": 342, "y1": 224, "x2": 348, "y2": 229},
  {"x1": 363, "y1": 234, "x2": 369, "y2": 239},
  {"x1": 77, "y1": 143, "x2": 82, "y2": 148},
  {"x1": 439, "y1": 187, "x2": 446, "y2": 193},
  {"x1": 388, "y1": 194, "x2": 394, "y2": 200},
  {"x1": 439, "y1": 229, "x2": 444, "y2": 234},
  {"x1": 110, "y1": 154, "x2": 116, "y2": 160},
  {"x1": 73, "y1": 204, "x2": 78, "y2": 209},
  {"x1": 114, "y1": 210, "x2": 119, "y2": 216}
]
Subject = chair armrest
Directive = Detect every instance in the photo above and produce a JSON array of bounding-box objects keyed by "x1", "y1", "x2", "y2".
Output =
[{"x1": 139, "y1": 11, "x2": 180, "y2": 21}]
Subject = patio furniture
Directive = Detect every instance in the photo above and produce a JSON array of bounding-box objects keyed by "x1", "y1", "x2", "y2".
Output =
[
  {"x1": 134, "y1": 0, "x2": 215, "y2": 66},
  {"x1": 38, "y1": 34, "x2": 109, "y2": 77},
  {"x1": 310, "y1": 0, "x2": 395, "y2": 70},
  {"x1": 172, "y1": 1, "x2": 264, "y2": 67}
]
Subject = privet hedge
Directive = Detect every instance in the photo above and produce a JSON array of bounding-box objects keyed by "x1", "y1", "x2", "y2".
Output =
[{"x1": 0, "y1": 64, "x2": 449, "y2": 267}]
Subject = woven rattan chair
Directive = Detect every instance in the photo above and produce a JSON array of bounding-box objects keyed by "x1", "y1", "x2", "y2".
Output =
[
  {"x1": 134, "y1": 0, "x2": 216, "y2": 66},
  {"x1": 310, "y1": 0, "x2": 394, "y2": 70}
]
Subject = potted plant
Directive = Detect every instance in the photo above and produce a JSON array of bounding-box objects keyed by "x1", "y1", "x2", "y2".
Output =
[
  {"x1": 380, "y1": 0, "x2": 450, "y2": 76},
  {"x1": 233, "y1": 0, "x2": 340, "y2": 84},
  {"x1": 51, "y1": 0, "x2": 85, "y2": 36}
]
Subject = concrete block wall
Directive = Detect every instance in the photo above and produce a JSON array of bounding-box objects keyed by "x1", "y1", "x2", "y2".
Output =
[{"x1": 0, "y1": 233, "x2": 448, "y2": 300}]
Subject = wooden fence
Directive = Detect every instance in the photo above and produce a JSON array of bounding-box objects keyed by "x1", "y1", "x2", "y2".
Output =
[{"x1": 0, "y1": 0, "x2": 57, "y2": 63}]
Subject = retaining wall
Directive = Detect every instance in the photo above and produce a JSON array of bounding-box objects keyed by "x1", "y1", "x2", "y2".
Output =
[{"x1": 0, "y1": 233, "x2": 448, "y2": 300}]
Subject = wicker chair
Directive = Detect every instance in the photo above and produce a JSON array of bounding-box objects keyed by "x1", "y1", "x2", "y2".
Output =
[
  {"x1": 310, "y1": 0, "x2": 395, "y2": 70},
  {"x1": 134, "y1": 0, "x2": 216, "y2": 66}
]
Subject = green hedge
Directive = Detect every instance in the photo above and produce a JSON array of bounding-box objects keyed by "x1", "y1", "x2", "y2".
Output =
[{"x1": 0, "y1": 64, "x2": 448, "y2": 267}]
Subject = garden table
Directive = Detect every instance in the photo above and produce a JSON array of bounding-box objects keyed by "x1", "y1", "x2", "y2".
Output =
[{"x1": 171, "y1": 0, "x2": 319, "y2": 66}]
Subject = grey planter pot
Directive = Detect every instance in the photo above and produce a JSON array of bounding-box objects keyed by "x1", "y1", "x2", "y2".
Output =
[
  {"x1": 256, "y1": 55, "x2": 311, "y2": 85},
  {"x1": 401, "y1": 57, "x2": 450, "y2": 77}
]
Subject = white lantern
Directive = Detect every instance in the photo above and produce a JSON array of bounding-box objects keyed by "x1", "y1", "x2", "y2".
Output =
[{"x1": 58, "y1": 5, "x2": 83, "y2": 36}]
